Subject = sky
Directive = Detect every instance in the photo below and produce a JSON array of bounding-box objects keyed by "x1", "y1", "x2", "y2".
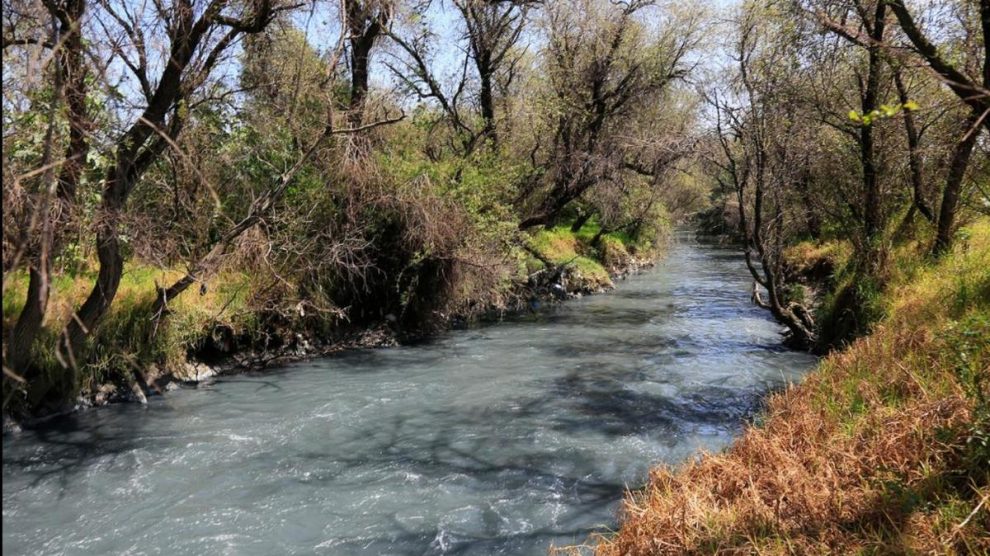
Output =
[{"x1": 285, "y1": 0, "x2": 743, "y2": 107}]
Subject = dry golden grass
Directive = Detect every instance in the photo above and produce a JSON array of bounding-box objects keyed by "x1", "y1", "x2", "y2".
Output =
[{"x1": 588, "y1": 222, "x2": 990, "y2": 555}]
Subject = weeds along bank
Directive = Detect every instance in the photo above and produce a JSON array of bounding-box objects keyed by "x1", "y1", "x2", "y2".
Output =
[
  {"x1": 594, "y1": 220, "x2": 990, "y2": 555},
  {"x1": 1, "y1": 208, "x2": 671, "y2": 421}
]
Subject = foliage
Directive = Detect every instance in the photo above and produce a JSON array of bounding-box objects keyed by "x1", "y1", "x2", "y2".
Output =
[
  {"x1": 3, "y1": 1, "x2": 691, "y2": 413},
  {"x1": 848, "y1": 100, "x2": 921, "y2": 126}
]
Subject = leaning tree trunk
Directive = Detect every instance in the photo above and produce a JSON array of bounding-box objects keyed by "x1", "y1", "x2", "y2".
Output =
[
  {"x1": 570, "y1": 209, "x2": 593, "y2": 233},
  {"x1": 58, "y1": 172, "x2": 128, "y2": 377},
  {"x1": 895, "y1": 72, "x2": 934, "y2": 226},
  {"x1": 52, "y1": 0, "x2": 277, "y2": 394}
]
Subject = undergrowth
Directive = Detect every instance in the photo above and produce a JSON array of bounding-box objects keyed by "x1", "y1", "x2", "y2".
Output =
[{"x1": 3, "y1": 214, "x2": 667, "y2": 416}]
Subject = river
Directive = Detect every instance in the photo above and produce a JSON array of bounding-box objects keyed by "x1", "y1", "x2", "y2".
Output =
[{"x1": 2, "y1": 234, "x2": 817, "y2": 555}]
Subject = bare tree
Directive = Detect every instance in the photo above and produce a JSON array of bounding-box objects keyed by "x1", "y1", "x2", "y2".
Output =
[
  {"x1": 453, "y1": 0, "x2": 534, "y2": 144},
  {"x1": 516, "y1": 0, "x2": 696, "y2": 229},
  {"x1": 887, "y1": 0, "x2": 989, "y2": 133},
  {"x1": 152, "y1": 2, "x2": 406, "y2": 329},
  {"x1": 5, "y1": 0, "x2": 90, "y2": 380},
  {"x1": 386, "y1": 0, "x2": 533, "y2": 153},
  {"x1": 708, "y1": 5, "x2": 817, "y2": 348},
  {"x1": 814, "y1": 0, "x2": 891, "y2": 257},
  {"x1": 817, "y1": 0, "x2": 987, "y2": 255}
]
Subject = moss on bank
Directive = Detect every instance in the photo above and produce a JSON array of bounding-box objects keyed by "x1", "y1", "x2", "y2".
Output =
[
  {"x1": 526, "y1": 220, "x2": 665, "y2": 294},
  {"x1": 592, "y1": 220, "x2": 990, "y2": 555},
  {"x1": 528, "y1": 226, "x2": 614, "y2": 291}
]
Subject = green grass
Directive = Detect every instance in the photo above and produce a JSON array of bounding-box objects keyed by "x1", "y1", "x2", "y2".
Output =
[
  {"x1": 3, "y1": 263, "x2": 259, "y2": 410},
  {"x1": 528, "y1": 226, "x2": 613, "y2": 289}
]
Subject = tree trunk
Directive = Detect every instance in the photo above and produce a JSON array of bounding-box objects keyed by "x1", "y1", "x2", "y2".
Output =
[
  {"x1": 894, "y1": 71, "x2": 934, "y2": 223},
  {"x1": 345, "y1": 2, "x2": 388, "y2": 128},
  {"x1": 932, "y1": 114, "x2": 980, "y2": 256},
  {"x1": 796, "y1": 169, "x2": 821, "y2": 237},
  {"x1": 478, "y1": 57, "x2": 497, "y2": 143},
  {"x1": 9, "y1": 268, "x2": 49, "y2": 376},
  {"x1": 858, "y1": 1, "x2": 886, "y2": 269},
  {"x1": 59, "y1": 185, "x2": 126, "y2": 376},
  {"x1": 348, "y1": 35, "x2": 374, "y2": 127},
  {"x1": 8, "y1": 0, "x2": 89, "y2": 380},
  {"x1": 570, "y1": 209, "x2": 593, "y2": 233}
]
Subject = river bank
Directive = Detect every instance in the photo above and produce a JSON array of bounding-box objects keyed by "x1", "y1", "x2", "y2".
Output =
[
  {"x1": 594, "y1": 220, "x2": 990, "y2": 554},
  {"x1": 3, "y1": 223, "x2": 665, "y2": 428}
]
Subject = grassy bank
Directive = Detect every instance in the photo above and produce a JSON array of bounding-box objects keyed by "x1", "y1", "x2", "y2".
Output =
[
  {"x1": 593, "y1": 221, "x2": 990, "y2": 554},
  {"x1": 3, "y1": 220, "x2": 666, "y2": 419},
  {"x1": 2, "y1": 265, "x2": 266, "y2": 411}
]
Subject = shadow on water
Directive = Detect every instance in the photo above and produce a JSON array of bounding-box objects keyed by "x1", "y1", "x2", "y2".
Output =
[
  {"x1": 270, "y1": 409, "x2": 628, "y2": 553},
  {"x1": 5, "y1": 409, "x2": 151, "y2": 495},
  {"x1": 324, "y1": 519, "x2": 605, "y2": 556},
  {"x1": 2, "y1": 235, "x2": 817, "y2": 556},
  {"x1": 471, "y1": 370, "x2": 772, "y2": 440}
]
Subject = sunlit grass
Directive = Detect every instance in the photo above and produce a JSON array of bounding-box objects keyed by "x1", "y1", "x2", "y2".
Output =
[
  {"x1": 528, "y1": 226, "x2": 613, "y2": 289},
  {"x1": 588, "y1": 219, "x2": 990, "y2": 555},
  {"x1": 3, "y1": 263, "x2": 258, "y2": 408}
]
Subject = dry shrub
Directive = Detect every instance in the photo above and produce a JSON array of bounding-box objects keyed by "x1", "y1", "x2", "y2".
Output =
[
  {"x1": 1, "y1": 179, "x2": 28, "y2": 272},
  {"x1": 376, "y1": 174, "x2": 516, "y2": 326}
]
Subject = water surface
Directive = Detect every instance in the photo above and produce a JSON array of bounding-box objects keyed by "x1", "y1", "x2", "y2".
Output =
[{"x1": 2, "y1": 234, "x2": 817, "y2": 555}]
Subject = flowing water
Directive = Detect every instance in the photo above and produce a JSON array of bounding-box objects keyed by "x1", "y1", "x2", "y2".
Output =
[{"x1": 2, "y1": 234, "x2": 817, "y2": 555}]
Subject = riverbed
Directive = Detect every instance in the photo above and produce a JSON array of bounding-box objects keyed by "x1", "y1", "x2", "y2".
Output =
[{"x1": 2, "y1": 234, "x2": 817, "y2": 555}]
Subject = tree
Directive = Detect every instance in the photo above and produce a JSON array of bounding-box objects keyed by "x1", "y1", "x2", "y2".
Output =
[
  {"x1": 887, "y1": 0, "x2": 989, "y2": 133},
  {"x1": 453, "y1": 0, "x2": 534, "y2": 144},
  {"x1": 4, "y1": 0, "x2": 90, "y2": 382},
  {"x1": 818, "y1": 0, "x2": 988, "y2": 255},
  {"x1": 46, "y1": 0, "x2": 283, "y2": 394},
  {"x1": 345, "y1": 0, "x2": 393, "y2": 126},
  {"x1": 151, "y1": 26, "x2": 405, "y2": 322},
  {"x1": 814, "y1": 0, "x2": 894, "y2": 265},
  {"x1": 516, "y1": 0, "x2": 697, "y2": 229},
  {"x1": 386, "y1": 0, "x2": 533, "y2": 154},
  {"x1": 707, "y1": 3, "x2": 819, "y2": 348}
]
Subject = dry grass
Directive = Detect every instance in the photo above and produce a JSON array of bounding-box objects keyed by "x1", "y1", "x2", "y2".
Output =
[
  {"x1": 783, "y1": 240, "x2": 852, "y2": 279},
  {"x1": 588, "y1": 222, "x2": 990, "y2": 555}
]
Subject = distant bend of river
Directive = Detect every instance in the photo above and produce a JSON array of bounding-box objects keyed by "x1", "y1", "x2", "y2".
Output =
[{"x1": 2, "y1": 232, "x2": 817, "y2": 555}]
